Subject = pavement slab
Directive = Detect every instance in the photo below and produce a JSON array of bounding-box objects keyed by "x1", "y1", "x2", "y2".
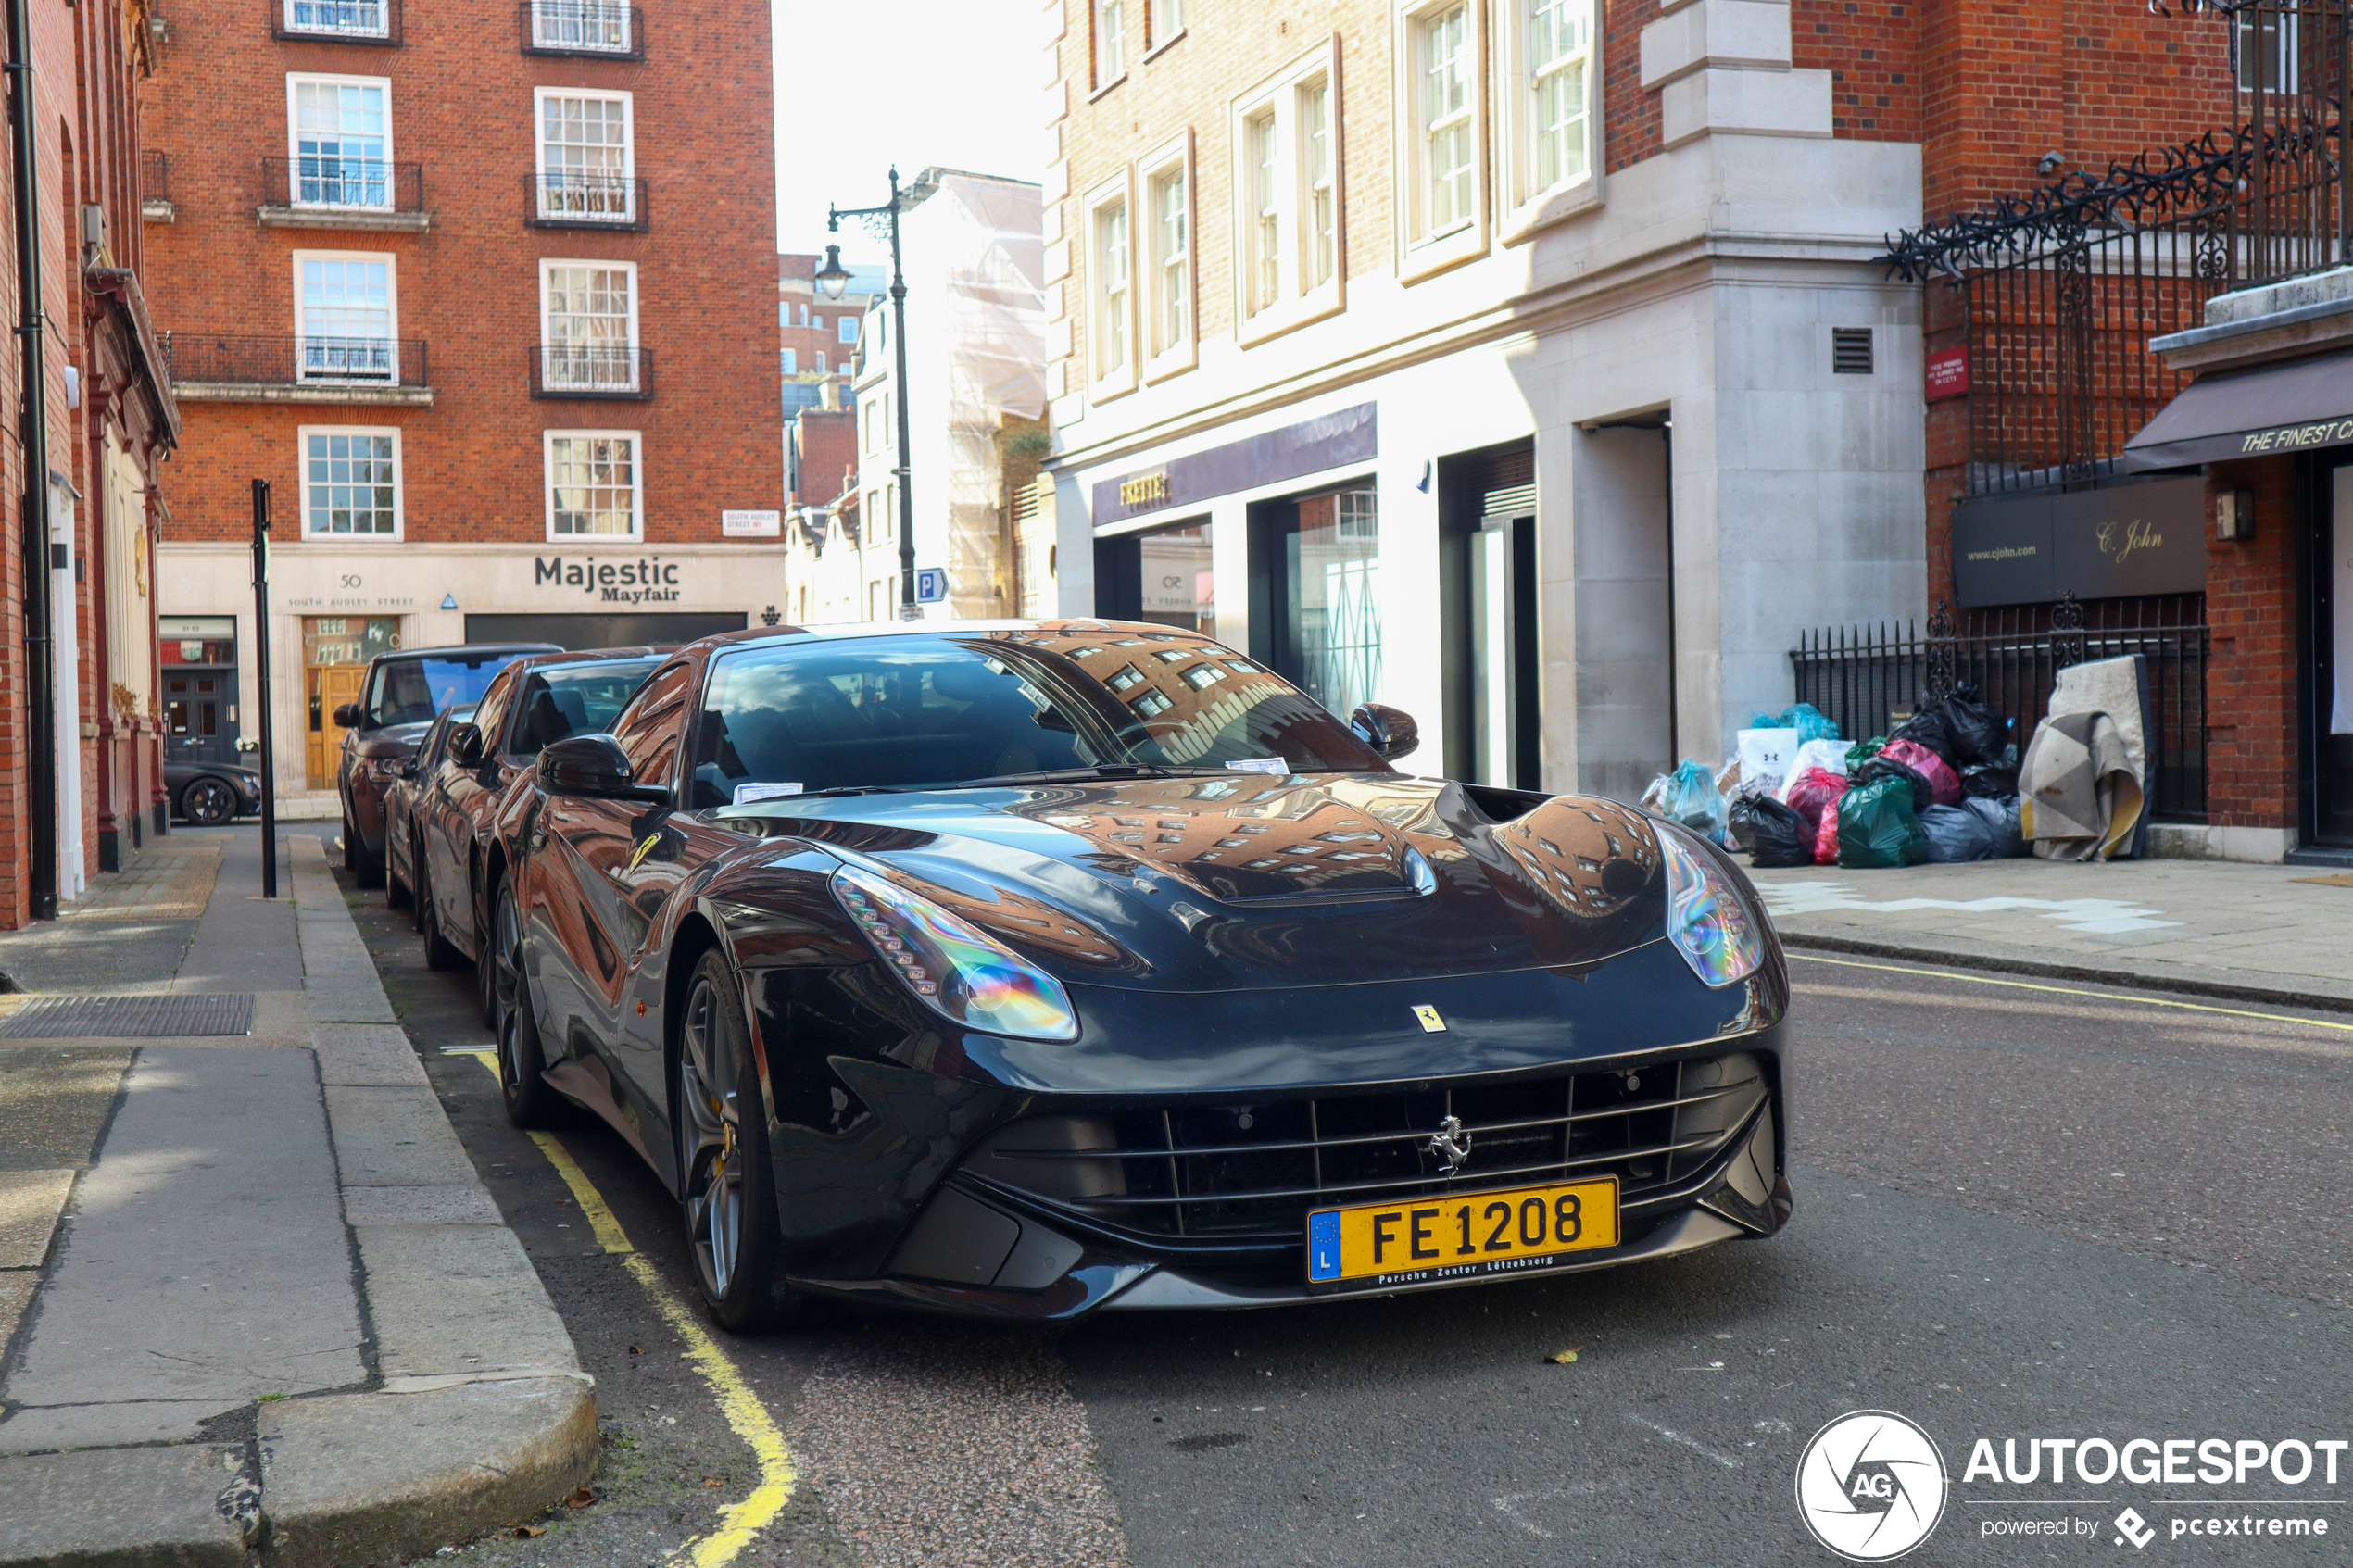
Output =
[
  {"x1": 0, "y1": 1443, "x2": 248, "y2": 1568},
  {"x1": 324, "y1": 1084, "x2": 482, "y2": 1185}
]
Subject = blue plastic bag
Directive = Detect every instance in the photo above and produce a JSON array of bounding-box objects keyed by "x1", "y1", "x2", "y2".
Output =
[
  {"x1": 1748, "y1": 702, "x2": 1843, "y2": 747},
  {"x1": 1650, "y1": 759, "x2": 1729, "y2": 844}
]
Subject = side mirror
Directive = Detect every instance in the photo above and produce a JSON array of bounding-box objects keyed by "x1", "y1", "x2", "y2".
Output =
[
  {"x1": 1351, "y1": 702, "x2": 1420, "y2": 762},
  {"x1": 396, "y1": 759, "x2": 419, "y2": 782},
  {"x1": 333, "y1": 702, "x2": 362, "y2": 729},
  {"x1": 536, "y1": 734, "x2": 670, "y2": 805},
  {"x1": 447, "y1": 721, "x2": 484, "y2": 767}
]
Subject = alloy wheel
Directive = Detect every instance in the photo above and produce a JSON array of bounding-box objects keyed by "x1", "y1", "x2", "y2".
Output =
[
  {"x1": 677, "y1": 978, "x2": 744, "y2": 1301},
  {"x1": 182, "y1": 778, "x2": 235, "y2": 825},
  {"x1": 494, "y1": 888, "x2": 527, "y2": 1088}
]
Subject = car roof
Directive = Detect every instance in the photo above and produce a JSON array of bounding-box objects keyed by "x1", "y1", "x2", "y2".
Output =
[
  {"x1": 366, "y1": 642, "x2": 564, "y2": 667},
  {"x1": 688, "y1": 618, "x2": 1203, "y2": 655},
  {"x1": 503, "y1": 646, "x2": 673, "y2": 671}
]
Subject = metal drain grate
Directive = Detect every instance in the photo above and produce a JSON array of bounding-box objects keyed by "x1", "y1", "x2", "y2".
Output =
[{"x1": 0, "y1": 994, "x2": 255, "y2": 1039}]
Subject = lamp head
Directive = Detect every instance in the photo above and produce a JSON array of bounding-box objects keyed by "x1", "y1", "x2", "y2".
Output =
[{"x1": 815, "y1": 244, "x2": 852, "y2": 301}]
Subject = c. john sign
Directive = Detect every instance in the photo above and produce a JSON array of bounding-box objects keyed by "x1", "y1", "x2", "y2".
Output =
[{"x1": 1950, "y1": 478, "x2": 2206, "y2": 608}]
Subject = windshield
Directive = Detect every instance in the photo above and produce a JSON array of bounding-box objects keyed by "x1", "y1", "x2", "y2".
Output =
[
  {"x1": 686, "y1": 630, "x2": 1387, "y2": 808},
  {"x1": 368, "y1": 653, "x2": 534, "y2": 728},
  {"x1": 509, "y1": 659, "x2": 661, "y2": 757}
]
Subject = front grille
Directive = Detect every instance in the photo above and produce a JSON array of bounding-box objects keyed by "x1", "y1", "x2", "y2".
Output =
[{"x1": 967, "y1": 1052, "x2": 1767, "y2": 1245}]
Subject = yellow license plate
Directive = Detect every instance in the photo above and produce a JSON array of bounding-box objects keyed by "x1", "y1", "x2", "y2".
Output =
[{"x1": 1305, "y1": 1177, "x2": 1621, "y2": 1289}]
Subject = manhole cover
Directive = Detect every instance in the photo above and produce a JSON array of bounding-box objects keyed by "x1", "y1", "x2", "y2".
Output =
[{"x1": 0, "y1": 994, "x2": 255, "y2": 1038}]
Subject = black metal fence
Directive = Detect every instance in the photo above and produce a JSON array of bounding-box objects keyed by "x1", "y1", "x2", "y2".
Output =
[
  {"x1": 141, "y1": 150, "x2": 167, "y2": 206},
  {"x1": 527, "y1": 345, "x2": 651, "y2": 399},
  {"x1": 523, "y1": 172, "x2": 647, "y2": 231},
  {"x1": 520, "y1": 0, "x2": 644, "y2": 57},
  {"x1": 1883, "y1": 0, "x2": 2350, "y2": 495},
  {"x1": 1792, "y1": 594, "x2": 2211, "y2": 821},
  {"x1": 261, "y1": 157, "x2": 425, "y2": 214},
  {"x1": 162, "y1": 332, "x2": 430, "y2": 390}
]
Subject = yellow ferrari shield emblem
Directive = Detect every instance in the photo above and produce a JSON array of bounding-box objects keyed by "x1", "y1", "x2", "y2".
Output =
[{"x1": 1412, "y1": 1004, "x2": 1446, "y2": 1033}]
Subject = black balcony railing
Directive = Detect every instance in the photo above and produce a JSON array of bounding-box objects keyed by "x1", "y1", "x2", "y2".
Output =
[
  {"x1": 142, "y1": 150, "x2": 169, "y2": 205},
  {"x1": 528, "y1": 345, "x2": 651, "y2": 398},
  {"x1": 271, "y1": 0, "x2": 400, "y2": 44},
  {"x1": 523, "y1": 171, "x2": 647, "y2": 230},
  {"x1": 1883, "y1": 0, "x2": 2350, "y2": 497},
  {"x1": 520, "y1": 0, "x2": 644, "y2": 57},
  {"x1": 161, "y1": 332, "x2": 429, "y2": 391},
  {"x1": 1792, "y1": 594, "x2": 2211, "y2": 822},
  {"x1": 261, "y1": 157, "x2": 425, "y2": 215}
]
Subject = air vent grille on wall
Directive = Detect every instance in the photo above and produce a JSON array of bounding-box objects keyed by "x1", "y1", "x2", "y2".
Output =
[{"x1": 1831, "y1": 327, "x2": 1874, "y2": 375}]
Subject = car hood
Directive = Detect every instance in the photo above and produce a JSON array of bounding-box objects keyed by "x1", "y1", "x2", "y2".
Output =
[
  {"x1": 353, "y1": 721, "x2": 431, "y2": 760},
  {"x1": 723, "y1": 774, "x2": 1674, "y2": 992}
]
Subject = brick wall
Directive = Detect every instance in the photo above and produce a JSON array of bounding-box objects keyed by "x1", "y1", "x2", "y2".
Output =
[
  {"x1": 2204, "y1": 456, "x2": 2299, "y2": 831},
  {"x1": 1600, "y1": 0, "x2": 1661, "y2": 173},
  {"x1": 790, "y1": 407, "x2": 855, "y2": 508},
  {"x1": 140, "y1": 0, "x2": 779, "y2": 547}
]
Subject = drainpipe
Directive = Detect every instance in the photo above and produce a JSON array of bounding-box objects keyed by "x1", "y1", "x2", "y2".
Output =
[{"x1": 7, "y1": 0, "x2": 54, "y2": 920}]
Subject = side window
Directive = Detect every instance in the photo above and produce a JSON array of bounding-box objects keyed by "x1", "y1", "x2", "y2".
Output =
[
  {"x1": 611, "y1": 659, "x2": 693, "y2": 789},
  {"x1": 471, "y1": 672, "x2": 517, "y2": 756}
]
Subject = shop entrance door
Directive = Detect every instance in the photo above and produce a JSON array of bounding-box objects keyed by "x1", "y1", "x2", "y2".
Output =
[
  {"x1": 2315, "y1": 465, "x2": 2353, "y2": 843},
  {"x1": 304, "y1": 616, "x2": 400, "y2": 788}
]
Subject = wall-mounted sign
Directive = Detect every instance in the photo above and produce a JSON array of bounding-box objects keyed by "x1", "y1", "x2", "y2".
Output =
[
  {"x1": 1950, "y1": 477, "x2": 2206, "y2": 608},
  {"x1": 914, "y1": 567, "x2": 949, "y2": 604},
  {"x1": 534, "y1": 555, "x2": 684, "y2": 605},
  {"x1": 722, "y1": 509, "x2": 783, "y2": 537},
  {"x1": 1092, "y1": 403, "x2": 1377, "y2": 525},
  {"x1": 1926, "y1": 346, "x2": 1969, "y2": 402}
]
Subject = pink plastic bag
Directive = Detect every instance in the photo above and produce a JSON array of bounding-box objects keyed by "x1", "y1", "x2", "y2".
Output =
[
  {"x1": 1879, "y1": 737, "x2": 1962, "y2": 807},
  {"x1": 1783, "y1": 767, "x2": 1850, "y2": 865}
]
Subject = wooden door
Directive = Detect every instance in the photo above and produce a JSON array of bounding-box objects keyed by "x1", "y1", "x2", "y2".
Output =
[{"x1": 308, "y1": 664, "x2": 367, "y2": 789}]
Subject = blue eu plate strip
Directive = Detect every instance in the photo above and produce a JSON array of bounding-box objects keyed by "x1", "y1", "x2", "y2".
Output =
[{"x1": 1306, "y1": 1211, "x2": 1340, "y2": 1282}]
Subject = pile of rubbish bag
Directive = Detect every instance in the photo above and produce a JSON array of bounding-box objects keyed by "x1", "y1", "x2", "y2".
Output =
[{"x1": 1701, "y1": 684, "x2": 2028, "y2": 871}]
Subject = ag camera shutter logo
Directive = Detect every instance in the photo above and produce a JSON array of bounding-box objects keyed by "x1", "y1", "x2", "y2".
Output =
[{"x1": 1795, "y1": 1410, "x2": 1949, "y2": 1561}]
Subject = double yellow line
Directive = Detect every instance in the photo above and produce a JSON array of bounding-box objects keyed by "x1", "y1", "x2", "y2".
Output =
[
  {"x1": 1791, "y1": 952, "x2": 2353, "y2": 1033},
  {"x1": 459, "y1": 1052, "x2": 796, "y2": 1567}
]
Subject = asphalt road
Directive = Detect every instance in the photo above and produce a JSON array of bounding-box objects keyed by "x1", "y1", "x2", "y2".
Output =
[{"x1": 322, "y1": 833, "x2": 2353, "y2": 1568}]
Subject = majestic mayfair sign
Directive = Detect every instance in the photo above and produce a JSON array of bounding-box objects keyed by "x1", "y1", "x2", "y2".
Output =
[
  {"x1": 1092, "y1": 403, "x2": 1378, "y2": 524},
  {"x1": 1949, "y1": 477, "x2": 2205, "y2": 608},
  {"x1": 534, "y1": 555, "x2": 685, "y2": 604}
]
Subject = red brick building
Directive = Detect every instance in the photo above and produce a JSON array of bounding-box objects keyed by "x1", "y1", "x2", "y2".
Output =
[
  {"x1": 0, "y1": 0, "x2": 180, "y2": 926},
  {"x1": 1882, "y1": 0, "x2": 2348, "y2": 862},
  {"x1": 142, "y1": 0, "x2": 780, "y2": 797}
]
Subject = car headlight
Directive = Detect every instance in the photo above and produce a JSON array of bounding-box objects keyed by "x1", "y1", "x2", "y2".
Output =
[
  {"x1": 1657, "y1": 825, "x2": 1766, "y2": 987},
  {"x1": 831, "y1": 865, "x2": 1080, "y2": 1041}
]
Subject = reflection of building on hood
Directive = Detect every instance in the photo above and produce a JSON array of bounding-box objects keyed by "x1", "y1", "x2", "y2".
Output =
[
  {"x1": 1029, "y1": 778, "x2": 1410, "y2": 899},
  {"x1": 906, "y1": 877, "x2": 1139, "y2": 971},
  {"x1": 988, "y1": 626, "x2": 1291, "y2": 760},
  {"x1": 1493, "y1": 801, "x2": 1658, "y2": 920}
]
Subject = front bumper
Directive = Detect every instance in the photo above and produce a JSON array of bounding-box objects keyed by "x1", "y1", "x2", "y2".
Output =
[{"x1": 779, "y1": 1042, "x2": 1790, "y2": 1321}]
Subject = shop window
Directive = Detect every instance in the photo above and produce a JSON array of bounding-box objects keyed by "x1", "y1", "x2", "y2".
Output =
[{"x1": 1252, "y1": 485, "x2": 1380, "y2": 719}]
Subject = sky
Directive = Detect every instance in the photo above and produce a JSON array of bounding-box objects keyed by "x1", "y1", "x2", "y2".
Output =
[{"x1": 771, "y1": 0, "x2": 1049, "y2": 265}]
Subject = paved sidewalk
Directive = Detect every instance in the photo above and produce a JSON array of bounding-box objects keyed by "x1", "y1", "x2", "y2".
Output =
[
  {"x1": 0, "y1": 828, "x2": 595, "y2": 1567},
  {"x1": 1751, "y1": 856, "x2": 2353, "y2": 1007}
]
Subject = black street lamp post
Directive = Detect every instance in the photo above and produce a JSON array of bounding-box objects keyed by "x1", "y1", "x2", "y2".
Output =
[{"x1": 818, "y1": 169, "x2": 918, "y2": 621}]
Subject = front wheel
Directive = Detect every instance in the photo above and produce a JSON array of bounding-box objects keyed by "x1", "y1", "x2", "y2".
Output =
[
  {"x1": 492, "y1": 881, "x2": 563, "y2": 1128},
  {"x1": 181, "y1": 777, "x2": 237, "y2": 826},
  {"x1": 419, "y1": 862, "x2": 466, "y2": 972},
  {"x1": 674, "y1": 949, "x2": 813, "y2": 1333}
]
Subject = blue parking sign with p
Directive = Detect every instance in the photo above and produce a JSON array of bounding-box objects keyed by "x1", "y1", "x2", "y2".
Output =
[{"x1": 914, "y1": 567, "x2": 949, "y2": 604}]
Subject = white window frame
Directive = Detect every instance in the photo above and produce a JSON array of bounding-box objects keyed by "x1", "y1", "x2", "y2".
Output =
[
  {"x1": 542, "y1": 428, "x2": 645, "y2": 542},
  {"x1": 536, "y1": 258, "x2": 640, "y2": 395},
  {"x1": 837, "y1": 316, "x2": 859, "y2": 344},
  {"x1": 1391, "y1": 0, "x2": 1489, "y2": 281},
  {"x1": 295, "y1": 424, "x2": 403, "y2": 541},
  {"x1": 526, "y1": 0, "x2": 635, "y2": 55},
  {"x1": 1083, "y1": 168, "x2": 1138, "y2": 401},
  {"x1": 1146, "y1": 0, "x2": 1184, "y2": 56},
  {"x1": 532, "y1": 86, "x2": 636, "y2": 224},
  {"x1": 284, "y1": 74, "x2": 395, "y2": 212},
  {"x1": 289, "y1": 249, "x2": 399, "y2": 384},
  {"x1": 1228, "y1": 39, "x2": 1344, "y2": 347},
  {"x1": 1497, "y1": 0, "x2": 1602, "y2": 241},
  {"x1": 282, "y1": 0, "x2": 390, "y2": 42},
  {"x1": 1093, "y1": 0, "x2": 1126, "y2": 93},
  {"x1": 1140, "y1": 130, "x2": 1195, "y2": 382}
]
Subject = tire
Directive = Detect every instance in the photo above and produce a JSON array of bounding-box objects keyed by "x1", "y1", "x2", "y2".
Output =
[
  {"x1": 180, "y1": 777, "x2": 237, "y2": 826},
  {"x1": 475, "y1": 865, "x2": 500, "y2": 1027},
  {"x1": 409, "y1": 832, "x2": 428, "y2": 933},
  {"x1": 342, "y1": 808, "x2": 359, "y2": 873},
  {"x1": 419, "y1": 862, "x2": 467, "y2": 972},
  {"x1": 674, "y1": 949, "x2": 812, "y2": 1333},
  {"x1": 492, "y1": 879, "x2": 563, "y2": 1128},
  {"x1": 354, "y1": 828, "x2": 385, "y2": 891}
]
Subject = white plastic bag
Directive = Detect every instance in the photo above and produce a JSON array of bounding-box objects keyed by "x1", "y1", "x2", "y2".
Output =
[
  {"x1": 1775, "y1": 738, "x2": 1851, "y2": 803},
  {"x1": 1737, "y1": 728, "x2": 1801, "y2": 783}
]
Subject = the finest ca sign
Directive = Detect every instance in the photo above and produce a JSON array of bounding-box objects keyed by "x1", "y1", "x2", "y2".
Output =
[{"x1": 1795, "y1": 1410, "x2": 1949, "y2": 1561}]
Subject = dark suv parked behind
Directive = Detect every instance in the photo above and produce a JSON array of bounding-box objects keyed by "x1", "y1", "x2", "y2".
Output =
[{"x1": 335, "y1": 643, "x2": 558, "y2": 886}]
